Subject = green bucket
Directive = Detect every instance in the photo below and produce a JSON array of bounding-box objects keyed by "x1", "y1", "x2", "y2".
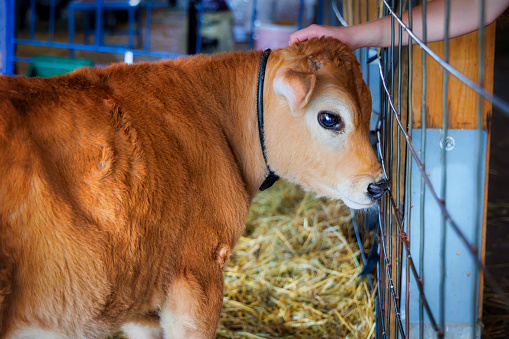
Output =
[{"x1": 26, "y1": 55, "x2": 94, "y2": 78}]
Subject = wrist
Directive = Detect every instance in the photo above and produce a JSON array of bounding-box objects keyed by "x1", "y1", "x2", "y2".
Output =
[
  {"x1": 352, "y1": 18, "x2": 390, "y2": 49},
  {"x1": 344, "y1": 25, "x2": 368, "y2": 50}
]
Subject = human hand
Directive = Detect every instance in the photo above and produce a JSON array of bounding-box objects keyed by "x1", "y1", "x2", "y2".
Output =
[{"x1": 289, "y1": 24, "x2": 360, "y2": 50}]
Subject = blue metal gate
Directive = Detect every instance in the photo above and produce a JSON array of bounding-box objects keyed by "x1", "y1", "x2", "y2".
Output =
[{"x1": 1, "y1": 0, "x2": 324, "y2": 76}]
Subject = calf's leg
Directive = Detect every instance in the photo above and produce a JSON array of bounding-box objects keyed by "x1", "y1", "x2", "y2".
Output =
[
  {"x1": 160, "y1": 245, "x2": 229, "y2": 339},
  {"x1": 160, "y1": 274, "x2": 223, "y2": 339}
]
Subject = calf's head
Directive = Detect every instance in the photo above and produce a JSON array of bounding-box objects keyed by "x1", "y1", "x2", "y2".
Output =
[{"x1": 264, "y1": 38, "x2": 386, "y2": 209}]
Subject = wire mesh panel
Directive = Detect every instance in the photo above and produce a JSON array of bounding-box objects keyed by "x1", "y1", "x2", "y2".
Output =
[{"x1": 335, "y1": 0, "x2": 509, "y2": 338}]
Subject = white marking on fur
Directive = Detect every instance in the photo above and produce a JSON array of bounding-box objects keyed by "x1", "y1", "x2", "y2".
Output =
[
  {"x1": 216, "y1": 244, "x2": 230, "y2": 268},
  {"x1": 160, "y1": 276, "x2": 205, "y2": 338},
  {"x1": 121, "y1": 323, "x2": 163, "y2": 339},
  {"x1": 160, "y1": 309, "x2": 199, "y2": 339},
  {"x1": 10, "y1": 328, "x2": 64, "y2": 339}
]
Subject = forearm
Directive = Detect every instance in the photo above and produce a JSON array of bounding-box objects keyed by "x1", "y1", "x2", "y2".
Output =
[{"x1": 345, "y1": 0, "x2": 508, "y2": 49}]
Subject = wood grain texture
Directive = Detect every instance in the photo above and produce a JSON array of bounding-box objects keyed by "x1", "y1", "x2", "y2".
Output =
[
  {"x1": 411, "y1": 22, "x2": 496, "y2": 130},
  {"x1": 342, "y1": 0, "x2": 379, "y2": 25}
]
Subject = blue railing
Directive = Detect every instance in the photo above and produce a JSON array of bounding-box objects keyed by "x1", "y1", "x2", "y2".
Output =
[{"x1": 1, "y1": 0, "x2": 323, "y2": 76}]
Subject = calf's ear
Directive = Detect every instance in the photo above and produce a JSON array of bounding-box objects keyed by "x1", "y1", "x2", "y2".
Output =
[
  {"x1": 355, "y1": 69, "x2": 372, "y2": 124},
  {"x1": 273, "y1": 70, "x2": 316, "y2": 114}
]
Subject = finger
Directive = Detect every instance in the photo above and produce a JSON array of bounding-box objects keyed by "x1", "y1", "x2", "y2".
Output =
[
  {"x1": 289, "y1": 28, "x2": 319, "y2": 45},
  {"x1": 290, "y1": 26, "x2": 318, "y2": 43}
]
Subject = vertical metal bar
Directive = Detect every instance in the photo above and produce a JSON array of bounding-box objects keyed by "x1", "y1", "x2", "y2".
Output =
[
  {"x1": 378, "y1": 246, "x2": 387, "y2": 339},
  {"x1": 419, "y1": 1, "x2": 427, "y2": 337},
  {"x1": 365, "y1": 0, "x2": 370, "y2": 87},
  {"x1": 68, "y1": 5, "x2": 75, "y2": 57},
  {"x1": 195, "y1": 0, "x2": 203, "y2": 54},
  {"x1": 358, "y1": 0, "x2": 361, "y2": 25},
  {"x1": 355, "y1": 1, "x2": 362, "y2": 62},
  {"x1": 2, "y1": 0, "x2": 15, "y2": 75},
  {"x1": 377, "y1": 5, "x2": 387, "y2": 338},
  {"x1": 439, "y1": 0, "x2": 451, "y2": 332},
  {"x1": 95, "y1": 0, "x2": 104, "y2": 46},
  {"x1": 84, "y1": 11, "x2": 90, "y2": 44},
  {"x1": 29, "y1": 0, "x2": 35, "y2": 40},
  {"x1": 397, "y1": 0, "x2": 403, "y2": 196},
  {"x1": 144, "y1": 0, "x2": 152, "y2": 51},
  {"x1": 249, "y1": 0, "x2": 257, "y2": 49},
  {"x1": 357, "y1": 2, "x2": 362, "y2": 94},
  {"x1": 396, "y1": 2, "x2": 403, "y2": 331},
  {"x1": 405, "y1": 1, "x2": 414, "y2": 335},
  {"x1": 297, "y1": 0, "x2": 304, "y2": 30},
  {"x1": 383, "y1": 44, "x2": 391, "y2": 339},
  {"x1": 49, "y1": 0, "x2": 55, "y2": 41},
  {"x1": 317, "y1": 0, "x2": 324, "y2": 25},
  {"x1": 472, "y1": 0, "x2": 485, "y2": 336},
  {"x1": 375, "y1": 4, "x2": 382, "y2": 336},
  {"x1": 388, "y1": 1, "x2": 395, "y2": 336},
  {"x1": 136, "y1": 7, "x2": 141, "y2": 47},
  {"x1": 328, "y1": 1, "x2": 336, "y2": 26},
  {"x1": 378, "y1": 203, "x2": 407, "y2": 338},
  {"x1": 128, "y1": 6, "x2": 135, "y2": 48},
  {"x1": 0, "y1": 0, "x2": 4, "y2": 74}
]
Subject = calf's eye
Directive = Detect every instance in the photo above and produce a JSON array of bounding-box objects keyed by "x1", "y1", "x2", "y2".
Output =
[{"x1": 318, "y1": 111, "x2": 343, "y2": 131}]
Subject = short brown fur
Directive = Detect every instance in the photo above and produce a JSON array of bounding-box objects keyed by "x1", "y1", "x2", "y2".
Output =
[{"x1": 0, "y1": 38, "x2": 381, "y2": 338}]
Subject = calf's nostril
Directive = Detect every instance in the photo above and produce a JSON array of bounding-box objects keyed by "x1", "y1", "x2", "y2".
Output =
[{"x1": 367, "y1": 180, "x2": 389, "y2": 200}]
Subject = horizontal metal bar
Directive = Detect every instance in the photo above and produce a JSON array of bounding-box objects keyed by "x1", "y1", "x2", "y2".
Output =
[
  {"x1": 15, "y1": 39, "x2": 184, "y2": 58},
  {"x1": 69, "y1": 2, "x2": 145, "y2": 9},
  {"x1": 13, "y1": 56, "x2": 33, "y2": 63},
  {"x1": 68, "y1": 0, "x2": 166, "y2": 9},
  {"x1": 381, "y1": 0, "x2": 509, "y2": 115}
]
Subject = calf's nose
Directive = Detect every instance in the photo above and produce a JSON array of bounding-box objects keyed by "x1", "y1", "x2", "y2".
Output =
[{"x1": 367, "y1": 179, "x2": 390, "y2": 200}]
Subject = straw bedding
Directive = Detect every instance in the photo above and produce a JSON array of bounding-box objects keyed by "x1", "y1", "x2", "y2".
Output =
[{"x1": 217, "y1": 181, "x2": 375, "y2": 338}]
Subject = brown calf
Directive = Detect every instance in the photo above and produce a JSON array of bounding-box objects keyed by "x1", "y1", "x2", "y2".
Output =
[{"x1": 0, "y1": 38, "x2": 384, "y2": 338}]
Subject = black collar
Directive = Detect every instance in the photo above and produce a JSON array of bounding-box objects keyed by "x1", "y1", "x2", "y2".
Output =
[{"x1": 256, "y1": 48, "x2": 280, "y2": 191}]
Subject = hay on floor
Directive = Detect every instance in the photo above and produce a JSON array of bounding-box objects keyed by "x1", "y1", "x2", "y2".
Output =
[{"x1": 218, "y1": 181, "x2": 375, "y2": 338}]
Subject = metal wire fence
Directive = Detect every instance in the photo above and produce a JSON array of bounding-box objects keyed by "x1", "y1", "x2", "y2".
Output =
[{"x1": 336, "y1": 0, "x2": 509, "y2": 337}]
